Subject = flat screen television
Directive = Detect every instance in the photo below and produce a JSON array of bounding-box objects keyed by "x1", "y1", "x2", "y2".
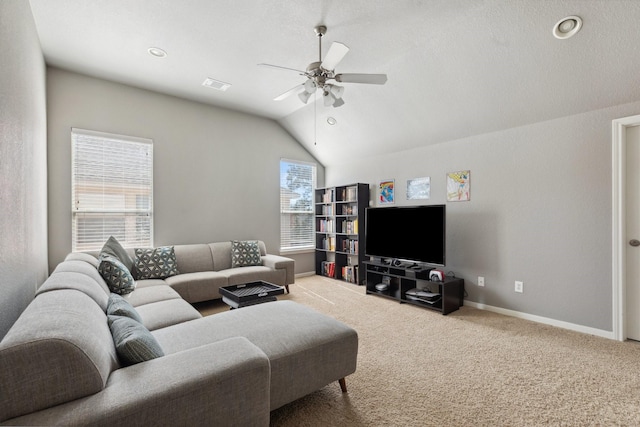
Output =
[{"x1": 365, "y1": 205, "x2": 445, "y2": 266}]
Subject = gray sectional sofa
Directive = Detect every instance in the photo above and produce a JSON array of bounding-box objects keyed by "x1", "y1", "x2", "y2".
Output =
[
  {"x1": 0, "y1": 247, "x2": 358, "y2": 426},
  {"x1": 94, "y1": 240, "x2": 295, "y2": 301}
]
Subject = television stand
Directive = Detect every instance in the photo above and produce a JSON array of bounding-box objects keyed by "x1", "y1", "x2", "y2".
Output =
[{"x1": 363, "y1": 260, "x2": 464, "y2": 315}]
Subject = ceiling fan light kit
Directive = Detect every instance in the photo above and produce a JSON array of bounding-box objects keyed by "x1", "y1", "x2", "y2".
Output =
[
  {"x1": 298, "y1": 90, "x2": 314, "y2": 104},
  {"x1": 260, "y1": 25, "x2": 387, "y2": 108}
]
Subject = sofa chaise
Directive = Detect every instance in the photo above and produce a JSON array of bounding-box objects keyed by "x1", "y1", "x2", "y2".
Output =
[{"x1": 0, "y1": 249, "x2": 358, "y2": 426}]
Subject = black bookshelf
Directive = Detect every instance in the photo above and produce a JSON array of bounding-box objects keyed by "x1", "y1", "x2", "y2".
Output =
[{"x1": 315, "y1": 183, "x2": 369, "y2": 285}]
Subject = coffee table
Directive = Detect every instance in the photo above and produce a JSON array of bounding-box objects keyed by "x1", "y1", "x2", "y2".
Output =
[{"x1": 219, "y1": 281, "x2": 285, "y2": 309}]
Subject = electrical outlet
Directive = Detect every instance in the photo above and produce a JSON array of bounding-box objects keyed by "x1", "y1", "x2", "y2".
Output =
[
  {"x1": 515, "y1": 281, "x2": 524, "y2": 293},
  {"x1": 478, "y1": 276, "x2": 485, "y2": 287}
]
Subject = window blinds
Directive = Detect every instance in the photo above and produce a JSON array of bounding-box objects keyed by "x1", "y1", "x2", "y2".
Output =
[
  {"x1": 71, "y1": 128, "x2": 153, "y2": 252},
  {"x1": 280, "y1": 159, "x2": 316, "y2": 252}
]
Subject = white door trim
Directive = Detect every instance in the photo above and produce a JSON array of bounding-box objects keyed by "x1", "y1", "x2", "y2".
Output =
[{"x1": 612, "y1": 114, "x2": 640, "y2": 341}]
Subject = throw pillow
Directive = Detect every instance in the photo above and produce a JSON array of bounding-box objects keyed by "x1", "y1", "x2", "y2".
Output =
[
  {"x1": 107, "y1": 293, "x2": 142, "y2": 323},
  {"x1": 108, "y1": 315, "x2": 164, "y2": 366},
  {"x1": 231, "y1": 240, "x2": 262, "y2": 268},
  {"x1": 98, "y1": 255, "x2": 136, "y2": 295},
  {"x1": 99, "y1": 236, "x2": 134, "y2": 273},
  {"x1": 133, "y1": 246, "x2": 179, "y2": 280}
]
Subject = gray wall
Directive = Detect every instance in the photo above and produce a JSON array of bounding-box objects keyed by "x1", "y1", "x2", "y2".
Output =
[
  {"x1": 47, "y1": 68, "x2": 321, "y2": 273},
  {"x1": 327, "y1": 101, "x2": 640, "y2": 332},
  {"x1": 0, "y1": 0, "x2": 49, "y2": 339}
]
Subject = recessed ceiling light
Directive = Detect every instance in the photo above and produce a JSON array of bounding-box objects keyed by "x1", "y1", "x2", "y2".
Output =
[
  {"x1": 553, "y1": 16, "x2": 582, "y2": 39},
  {"x1": 202, "y1": 77, "x2": 231, "y2": 91},
  {"x1": 147, "y1": 47, "x2": 167, "y2": 58},
  {"x1": 327, "y1": 117, "x2": 337, "y2": 125}
]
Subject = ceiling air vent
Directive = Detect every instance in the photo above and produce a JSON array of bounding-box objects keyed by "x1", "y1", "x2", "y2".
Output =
[{"x1": 202, "y1": 78, "x2": 231, "y2": 91}]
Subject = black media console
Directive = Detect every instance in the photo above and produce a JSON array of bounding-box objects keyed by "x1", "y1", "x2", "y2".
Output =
[{"x1": 364, "y1": 260, "x2": 464, "y2": 315}]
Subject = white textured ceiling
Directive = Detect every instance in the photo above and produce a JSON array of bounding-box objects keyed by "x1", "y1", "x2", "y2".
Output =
[{"x1": 28, "y1": 0, "x2": 640, "y2": 166}]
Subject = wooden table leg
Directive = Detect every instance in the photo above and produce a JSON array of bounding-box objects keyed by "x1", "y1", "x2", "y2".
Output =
[{"x1": 338, "y1": 377, "x2": 347, "y2": 393}]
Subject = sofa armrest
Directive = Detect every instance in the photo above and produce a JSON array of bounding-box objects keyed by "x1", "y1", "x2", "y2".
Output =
[
  {"x1": 261, "y1": 254, "x2": 294, "y2": 285},
  {"x1": 2, "y1": 337, "x2": 270, "y2": 427}
]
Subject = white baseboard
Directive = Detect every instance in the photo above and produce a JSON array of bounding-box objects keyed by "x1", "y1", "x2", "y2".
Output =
[
  {"x1": 464, "y1": 300, "x2": 615, "y2": 340},
  {"x1": 295, "y1": 271, "x2": 316, "y2": 278}
]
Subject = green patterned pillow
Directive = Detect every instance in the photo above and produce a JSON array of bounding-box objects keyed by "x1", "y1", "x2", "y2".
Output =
[
  {"x1": 98, "y1": 255, "x2": 136, "y2": 295},
  {"x1": 133, "y1": 246, "x2": 179, "y2": 280},
  {"x1": 107, "y1": 293, "x2": 142, "y2": 323},
  {"x1": 108, "y1": 315, "x2": 164, "y2": 366},
  {"x1": 99, "y1": 236, "x2": 134, "y2": 273},
  {"x1": 231, "y1": 240, "x2": 262, "y2": 267}
]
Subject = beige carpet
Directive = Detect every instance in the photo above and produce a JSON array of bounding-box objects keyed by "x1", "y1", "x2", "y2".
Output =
[{"x1": 195, "y1": 276, "x2": 640, "y2": 426}]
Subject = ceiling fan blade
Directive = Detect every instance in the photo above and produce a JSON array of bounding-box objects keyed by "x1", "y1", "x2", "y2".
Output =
[
  {"x1": 258, "y1": 63, "x2": 306, "y2": 75},
  {"x1": 335, "y1": 73, "x2": 388, "y2": 84},
  {"x1": 274, "y1": 83, "x2": 305, "y2": 101},
  {"x1": 321, "y1": 42, "x2": 349, "y2": 71}
]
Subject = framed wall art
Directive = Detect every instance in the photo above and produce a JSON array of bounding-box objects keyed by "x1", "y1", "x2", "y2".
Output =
[
  {"x1": 378, "y1": 179, "x2": 395, "y2": 205},
  {"x1": 447, "y1": 170, "x2": 470, "y2": 202},
  {"x1": 407, "y1": 177, "x2": 430, "y2": 200}
]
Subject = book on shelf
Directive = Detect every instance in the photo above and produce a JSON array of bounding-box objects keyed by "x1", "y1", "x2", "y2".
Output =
[
  {"x1": 346, "y1": 186, "x2": 357, "y2": 202},
  {"x1": 322, "y1": 236, "x2": 336, "y2": 251},
  {"x1": 322, "y1": 261, "x2": 335, "y2": 278},
  {"x1": 340, "y1": 239, "x2": 358, "y2": 254},
  {"x1": 341, "y1": 265, "x2": 359, "y2": 283},
  {"x1": 341, "y1": 204, "x2": 355, "y2": 215},
  {"x1": 322, "y1": 204, "x2": 333, "y2": 215},
  {"x1": 318, "y1": 219, "x2": 334, "y2": 233},
  {"x1": 320, "y1": 188, "x2": 334, "y2": 203},
  {"x1": 340, "y1": 219, "x2": 358, "y2": 235}
]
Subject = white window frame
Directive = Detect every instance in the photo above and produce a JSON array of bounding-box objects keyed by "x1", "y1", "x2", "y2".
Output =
[
  {"x1": 71, "y1": 128, "x2": 153, "y2": 252},
  {"x1": 280, "y1": 158, "x2": 317, "y2": 253}
]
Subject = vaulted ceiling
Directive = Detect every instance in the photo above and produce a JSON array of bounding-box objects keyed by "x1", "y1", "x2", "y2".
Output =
[{"x1": 28, "y1": 0, "x2": 640, "y2": 166}]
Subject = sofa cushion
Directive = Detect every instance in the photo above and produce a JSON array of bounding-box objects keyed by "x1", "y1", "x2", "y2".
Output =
[
  {"x1": 108, "y1": 315, "x2": 164, "y2": 366},
  {"x1": 98, "y1": 255, "x2": 136, "y2": 295},
  {"x1": 123, "y1": 284, "x2": 182, "y2": 307},
  {"x1": 164, "y1": 271, "x2": 228, "y2": 303},
  {"x1": 133, "y1": 246, "x2": 179, "y2": 280},
  {"x1": 37, "y1": 270, "x2": 110, "y2": 310},
  {"x1": 134, "y1": 299, "x2": 202, "y2": 331},
  {"x1": 107, "y1": 293, "x2": 143, "y2": 323},
  {"x1": 3, "y1": 338, "x2": 271, "y2": 426},
  {"x1": 0, "y1": 290, "x2": 118, "y2": 422},
  {"x1": 231, "y1": 240, "x2": 262, "y2": 267},
  {"x1": 99, "y1": 236, "x2": 134, "y2": 273},
  {"x1": 135, "y1": 278, "x2": 167, "y2": 288},
  {"x1": 64, "y1": 251, "x2": 100, "y2": 268},
  {"x1": 53, "y1": 259, "x2": 109, "y2": 290},
  {"x1": 210, "y1": 241, "x2": 233, "y2": 271},
  {"x1": 172, "y1": 244, "x2": 215, "y2": 273}
]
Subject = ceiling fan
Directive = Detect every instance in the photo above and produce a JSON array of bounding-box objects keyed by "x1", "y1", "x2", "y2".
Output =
[{"x1": 258, "y1": 25, "x2": 387, "y2": 108}]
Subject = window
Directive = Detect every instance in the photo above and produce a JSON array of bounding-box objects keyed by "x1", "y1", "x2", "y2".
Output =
[
  {"x1": 71, "y1": 128, "x2": 153, "y2": 252},
  {"x1": 280, "y1": 159, "x2": 316, "y2": 252}
]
